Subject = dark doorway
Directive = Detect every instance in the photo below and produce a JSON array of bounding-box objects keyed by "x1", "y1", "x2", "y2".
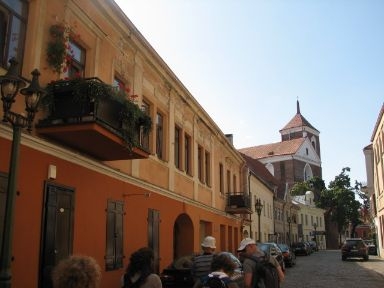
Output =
[
  {"x1": 39, "y1": 182, "x2": 75, "y2": 288},
  {"x1": 173, "y1": 213, "x2": 194, "y2": 259}
]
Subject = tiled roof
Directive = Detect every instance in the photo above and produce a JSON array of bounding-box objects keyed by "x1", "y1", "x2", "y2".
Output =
[
  {"x1": 240, "y1": 153, "x2": 279, "y2": 188},
  {"x1": 239, "y1": 138, "x2": 305, "y2": 160},
  {"x1": 280, "y1": 113, "x2": 318, "y2": 132}
]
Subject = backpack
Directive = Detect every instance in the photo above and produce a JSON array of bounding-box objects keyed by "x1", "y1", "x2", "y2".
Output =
[
  {"x1": 202, "y1": 275, "x2": 231, "y2": 288},
  {"x1": 244, "y1": 255, "x2": 279, "y2": 288}
]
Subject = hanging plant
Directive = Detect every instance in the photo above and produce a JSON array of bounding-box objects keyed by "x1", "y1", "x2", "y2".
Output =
[
  {"x1": 46, "y1": 24, "x2": 78, "y2": 75},
  {"x1": 41, "y1": 77, "x2": 152, "y2": 150}
]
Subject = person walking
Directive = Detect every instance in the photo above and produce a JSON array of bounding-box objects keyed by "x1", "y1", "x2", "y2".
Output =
[
  {"x1": 192, "y1": 236, "x2": 217, "y2": 288},
  {"x1": 237, "y1": 238, "x2": 284, "y2": 288},
  {"x1": 121, "y1": 247, "x2": 162, "y2": 288},
  {"x1": 51, "y1": 255, "x2": 101, "y2": 288},
  {"x1": 201, "y1": 253, "x2": 240, "y2": 288}
]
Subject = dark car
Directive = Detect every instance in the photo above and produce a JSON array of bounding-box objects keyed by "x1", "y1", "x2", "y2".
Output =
[
  {"x1": 364, "y1": 240, "x2": 378, "y2": 255},
  {"x1": 257, "y1": 242, "x2": 285, "y2": 271},
  {"x1": 291, "y1": 242, "x2": 310, "y2": 256},
  {"x1": 277, "y1": 243, "x2": 296, "y2": 267},
  {"x1": 341, "y1": 238, "x2": 369, "y2": 261}
]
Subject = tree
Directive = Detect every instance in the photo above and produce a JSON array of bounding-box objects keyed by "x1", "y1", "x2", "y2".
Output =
[
  {"x1": 317, "y1": 168, "x2": 362, "y2": 242},
  {"x1": 290, "y1": 176, "x2": 326, "y2": 201}
]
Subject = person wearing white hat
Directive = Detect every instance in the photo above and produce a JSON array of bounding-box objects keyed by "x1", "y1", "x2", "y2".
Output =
[
  {"x1": 192, "y1": 236, "x2": 217, "y2": 288},
  {"x1": 237, "y1": 238, "x2": 284, "y2": 288}
]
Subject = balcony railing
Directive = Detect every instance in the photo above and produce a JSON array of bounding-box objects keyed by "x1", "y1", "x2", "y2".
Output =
[
  {"x1": 36, "y1": 77, "x2": 151, "y2": 161},
  {"x1": 225, "y1": 192, "x2": 253, "y2": 214}
]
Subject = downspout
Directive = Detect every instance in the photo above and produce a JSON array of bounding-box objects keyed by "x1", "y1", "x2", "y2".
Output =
[{"x1": 248, "y1": 170, "x2": 252, "y2": 237}]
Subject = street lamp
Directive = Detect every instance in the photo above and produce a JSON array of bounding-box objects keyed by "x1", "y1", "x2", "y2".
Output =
[
  {"x1": 0, "y1": 58, "x2": 45, "y2": 288},
  {"x1": 254, "y1": 196, "x2": 263, "y2": 242},
  {"x1": 313, "y1": 222, "x2": 318, "y2": 248},
  {"x1": 287, "y1": 216, "x2": 291, "y2": 247}
]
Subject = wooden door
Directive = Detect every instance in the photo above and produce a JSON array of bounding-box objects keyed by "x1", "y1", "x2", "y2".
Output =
[
  {"x1": 40, "y1": 182, "x2": 75, "y2": 288},
  {"x1": 148, "y1": 209, "x2": 160, "y2": 273}
]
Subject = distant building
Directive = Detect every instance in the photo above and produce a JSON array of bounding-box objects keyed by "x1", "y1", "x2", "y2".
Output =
[
  {"x1": 239, "y1": 100, "x2": 322, "y2": 199},
  {"x1": 239, "y1": 101, "x2": 324, "y2": 245},
  {"x1": 364, "y1": 103, "x2": 384, "y2": 257},
  {"x1": 292, "y1": 191, "x2": 326, "y2": 249}
]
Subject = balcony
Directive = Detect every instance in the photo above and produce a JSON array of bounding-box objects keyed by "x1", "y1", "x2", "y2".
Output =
[
  {"x1": 36, "y1": 78, "x2": 152, "y2": 161},
  {"x1": 225, "y1": 192, "x2": 253, "y2": 214}
]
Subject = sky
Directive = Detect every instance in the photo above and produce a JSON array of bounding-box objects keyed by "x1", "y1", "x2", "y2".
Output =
[{"x1": 114, "y1": 0, "x2": 383, "y2": 187}]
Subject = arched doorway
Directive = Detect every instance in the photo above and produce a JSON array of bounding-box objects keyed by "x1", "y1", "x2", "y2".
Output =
[{"x1": 173, "y1": 213, "x2": 194, "y2": 259}]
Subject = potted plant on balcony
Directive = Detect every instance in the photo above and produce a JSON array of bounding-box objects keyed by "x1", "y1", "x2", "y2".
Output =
[{"x1": 40, "y1": 77, "x2": 152, "y2": 151}]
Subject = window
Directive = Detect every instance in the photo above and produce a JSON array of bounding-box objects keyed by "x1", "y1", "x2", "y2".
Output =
[
  {"x1": 156, "y1": 112, "x2": 164, "y2": 159},
  {"x1": 105, "y1": 200, "x2": 124, "y2": 271},
  {"x1": 205, "y1": 151, "x2": 211, "y2": 186},
  {"x1": 226, "y1": 170, "x2": 231, "y2": 193},
  {"x1": 219, "y1": 163, "x2": 224, "y2": 194},
  {"x1": 64, "y1": 40, "x2": 85, "y2": 78},
  {"x1": 174, "y1": 126, "x2": 181, "y2": 169},
  {"x1": 140, "y1": 100, "x2": 150, "y2": 151},
  {"x1": 113, "y1": 77, "x2": 127, "y2": 96},
  {"x1": 184, "y1": 134, "x2": 191, "y2": 175},
  {"x1": 198, "y1": 145, "x2": 203, "y2": 182},
  {"x1": 233, "y1": 174, "x2": 237, "y2": 192},
  {"x1": 0, "y1": 0, "x2": 27, "y2": 70}
]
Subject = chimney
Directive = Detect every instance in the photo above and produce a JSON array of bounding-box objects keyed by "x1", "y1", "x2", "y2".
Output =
[{"x1": 225, "y1": 134, "x2": 234, "y2": 145}]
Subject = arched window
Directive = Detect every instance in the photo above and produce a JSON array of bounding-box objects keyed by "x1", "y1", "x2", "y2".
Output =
[
  {"x1": 265, "y1": 163, "x2": 274, "y2": 175},
  {"x1": 310, "y1": 136, "x2": 317, "y2": 151},
  {"x1": 304, "y1": 163, "x2": 313, "y2": 180}
]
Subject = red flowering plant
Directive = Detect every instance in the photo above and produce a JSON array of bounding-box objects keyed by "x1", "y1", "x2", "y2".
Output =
[{"x1": 46, "y1": 23, "x2": 79, "y2": 75}]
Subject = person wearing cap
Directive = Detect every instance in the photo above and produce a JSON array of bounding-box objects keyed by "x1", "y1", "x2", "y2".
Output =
[
  {"x1": 192, "y1": 236, "x2": 217, "y2": 288},
  {"x1": 237, "y1": 238, "x2": 284, "y2": 288}
]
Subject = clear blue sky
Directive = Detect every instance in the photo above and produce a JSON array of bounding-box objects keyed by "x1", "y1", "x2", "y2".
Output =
[{"x1": 115, "y1": 0, "x2": 383, "y2": 187}]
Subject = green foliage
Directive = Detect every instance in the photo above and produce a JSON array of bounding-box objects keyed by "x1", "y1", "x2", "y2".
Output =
[
  {"x1": 317, "y1": 167, "x2": 362, "y2": 235},
  {"x1": 290, "y1": 182, "x2": 310, "y2": 196},
  {"x1": 42, "y1": 77, "x2": 152, "y2": 151},
  {"x1": 290, "y1": 176, "x2": 326, "y2": 197}
]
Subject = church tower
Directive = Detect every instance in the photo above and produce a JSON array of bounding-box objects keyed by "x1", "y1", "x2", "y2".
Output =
[{"x1": 279, "y1": 100, "x2": 321, "y2": 159}]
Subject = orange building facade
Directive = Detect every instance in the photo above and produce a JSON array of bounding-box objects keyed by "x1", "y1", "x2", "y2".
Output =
[{"x1": 0, "y1": 0, "x2": 250, "y2": 287}]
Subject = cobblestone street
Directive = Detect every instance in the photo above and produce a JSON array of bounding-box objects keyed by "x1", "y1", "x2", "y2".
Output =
[{"x1": 281, "y1": 250, "x2": 384, "y2": 288}]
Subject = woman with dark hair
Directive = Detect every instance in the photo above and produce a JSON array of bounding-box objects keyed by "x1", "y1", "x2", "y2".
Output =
[{"x1": 121, "y1": 247, "x2": 162, "y2": 288}]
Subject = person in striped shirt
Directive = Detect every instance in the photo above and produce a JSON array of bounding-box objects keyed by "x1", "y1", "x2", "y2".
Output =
[{"x1": 192, "y1": 236, "x2": 216, "y2": 288}]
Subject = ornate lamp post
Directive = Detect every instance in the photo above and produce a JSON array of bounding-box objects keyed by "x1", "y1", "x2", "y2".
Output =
[
  {"x1": 287, "y1": 216, "x2": 291, "y2": 246},
  {"x1": 0, "y1": 58, "x2": 45, "y2": 288},
  {"x1": 254, "y1": 196, "x2": 263, "y2": 242},
  {"x1": 313, "y1": 222, "x2": 318, "y2": 248}
]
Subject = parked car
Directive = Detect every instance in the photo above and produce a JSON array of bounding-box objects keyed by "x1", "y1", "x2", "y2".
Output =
[
  {"x1": 160, "y1": 252, "x2": 243, "y2": 288},
  {"x1": 364, "y1": 240, "x2": 378, "y2": 255},
  {"x1": 341, "y1": 238, "x2": 369, "y2": 261},
  {"x1": 257, "y1": 242, "x2": 285, "y2": 271},
  {"x1": 291, "y1": 242, "x2": 310, "y2": 256},
  {"x1": 277, "y1": 243, "x2": 296, "y2": 267}
]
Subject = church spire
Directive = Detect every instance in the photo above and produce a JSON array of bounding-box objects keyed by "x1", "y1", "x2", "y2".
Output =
[{"x1": 297, "y1": 99, "x2": 300, "y2": 114}]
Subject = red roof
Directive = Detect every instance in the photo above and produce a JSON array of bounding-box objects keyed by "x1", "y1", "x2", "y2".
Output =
[
  {"x1": 239, "y1": 138, "x2": 305, "y2": 160},
  {"x1": 240, "y1": 153, "x2": 279, "y2": 188},
  {"x1": 280, "y1": 113, "x2": 318, "y2": 132}
]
